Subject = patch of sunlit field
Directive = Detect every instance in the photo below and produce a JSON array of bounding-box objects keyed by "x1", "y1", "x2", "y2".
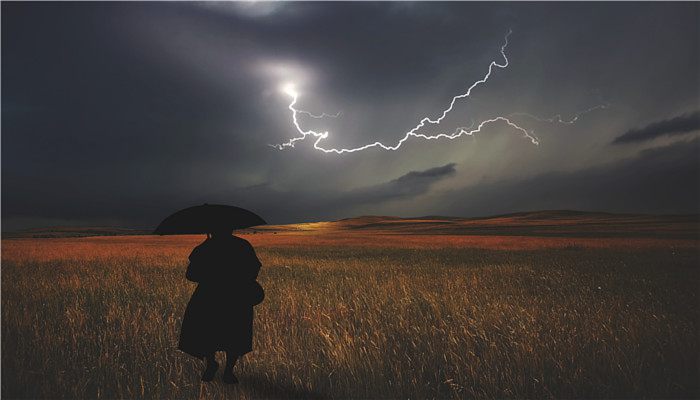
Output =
[{"x1": 2, "y1": 233, "x2": 698, "y2": 399}]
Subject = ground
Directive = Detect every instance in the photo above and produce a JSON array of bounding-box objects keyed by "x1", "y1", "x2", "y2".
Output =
[{"x1": 1, "y1": 213, "x2": 698, "y2": 399}]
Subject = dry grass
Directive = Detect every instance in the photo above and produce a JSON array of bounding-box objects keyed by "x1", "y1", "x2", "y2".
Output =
[{"x1": 1, "y1": 234, "x2": 698, "y2": 399}]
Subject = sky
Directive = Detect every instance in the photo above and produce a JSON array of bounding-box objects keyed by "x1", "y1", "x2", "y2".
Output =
[{"x1": 2, "y1": 2, "x2": 699, "y2": 230}]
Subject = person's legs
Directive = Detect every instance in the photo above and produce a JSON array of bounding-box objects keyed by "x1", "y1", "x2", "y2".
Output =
[
  {"x1": 222, "y1": 351, "x2": 239, "y2": 384},
  {"x1": 201, "y1": 352, "x2": 218, "y2": 382}
]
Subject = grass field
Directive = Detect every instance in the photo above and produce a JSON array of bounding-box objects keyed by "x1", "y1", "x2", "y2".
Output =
[{"x1": 2, "y1": 230, "x2": 698, "y2": 399}]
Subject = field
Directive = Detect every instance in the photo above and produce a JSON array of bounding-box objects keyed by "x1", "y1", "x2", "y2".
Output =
[{"x1": 2, "y1": 213, "x2": 699, "y2": 399}]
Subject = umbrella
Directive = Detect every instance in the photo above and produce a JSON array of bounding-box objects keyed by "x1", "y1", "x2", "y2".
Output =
[{"x1": 153, "y1": 204, "x2": 266, "y2": 235}]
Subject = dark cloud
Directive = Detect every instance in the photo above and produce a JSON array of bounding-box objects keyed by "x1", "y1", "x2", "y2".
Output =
[
  {"x1": 345, "y1": 163, "x2": 457, "y2": 205},
  {"x1": 613, "y1": 111, "x2": 700, "y2": 144}
]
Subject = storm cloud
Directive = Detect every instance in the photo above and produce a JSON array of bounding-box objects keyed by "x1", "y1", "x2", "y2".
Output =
[
  {"x1": 2, "y1": 2, "x2": 699, "y2": 230},
  {"x1": 345, "y1": 163, "x2": 457, "y2": 205},
  {"x1": 613, "y1": 111, "x2": 700, "y2": 144}
]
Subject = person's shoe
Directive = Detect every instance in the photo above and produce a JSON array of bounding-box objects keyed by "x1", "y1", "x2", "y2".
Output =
[
  {"x1": 222, "y1": 371, "x2": 239, "y2": 384},
  {"x1": 201, "y1": 360, "x2": 219, "y2": 382}
]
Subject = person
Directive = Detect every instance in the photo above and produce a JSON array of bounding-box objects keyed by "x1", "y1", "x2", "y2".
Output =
[{"x1": 178, "y1": 226, "x2": 263, "y2": 384}]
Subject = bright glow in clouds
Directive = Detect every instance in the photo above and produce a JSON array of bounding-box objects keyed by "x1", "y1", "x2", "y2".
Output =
[
  {"x1": 281, "y1": 82, "x2": 298, "y2": 97},
  {"x1": 270, "y1": 30, "x2": 603, "y2": 154}
]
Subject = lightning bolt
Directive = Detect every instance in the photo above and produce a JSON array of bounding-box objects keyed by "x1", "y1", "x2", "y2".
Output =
[
  {"x1": 271, "y1": 30, "x2": 599, "y2": 154},
  {"x1": 296, "y1": 110, "x2": 342, "y2": 119},
  {"x1": 510, "y1": 103, "x2": 610, "y2": 125}
]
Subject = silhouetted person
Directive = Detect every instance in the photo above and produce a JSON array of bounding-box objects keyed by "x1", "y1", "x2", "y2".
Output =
[{"x1": 178, "y1": 227, "x2": 263, "y2": 384}]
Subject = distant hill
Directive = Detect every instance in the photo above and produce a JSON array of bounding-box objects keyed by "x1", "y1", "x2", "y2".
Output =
[
  {"x1": 251, "y1": 210, "x2": 700, "y2": 239},
  {"x1": 4, "y1": 210, "x2": 698, "y2": 239}
]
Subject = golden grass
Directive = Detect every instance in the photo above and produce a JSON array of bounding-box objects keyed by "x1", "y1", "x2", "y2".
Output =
[
  {"x1": 2, "y1": 234, "x2": 698, "y2": 399},
  {"x1": 2, "y1": 232, "x2": 696, "y2": 263}
]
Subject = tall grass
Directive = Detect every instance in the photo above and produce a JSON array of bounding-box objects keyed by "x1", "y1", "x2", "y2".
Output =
[{"x1": 2, "y1": 238, "x2": 698, "y2": 399}]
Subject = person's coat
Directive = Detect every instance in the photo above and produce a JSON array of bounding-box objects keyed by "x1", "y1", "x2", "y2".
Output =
[{"x1": 178, "y1": 235, "x2": 262, "y2": 358}]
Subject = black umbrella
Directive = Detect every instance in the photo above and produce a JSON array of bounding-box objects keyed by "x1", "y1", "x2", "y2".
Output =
[{"x1": 153, "y1": 204, "x2": 267, "y2": 235}]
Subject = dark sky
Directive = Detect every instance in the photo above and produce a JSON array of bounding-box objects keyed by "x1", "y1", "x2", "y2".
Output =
[{"x1": 2, "y1": 2, "x2": 699, "y2": 230}]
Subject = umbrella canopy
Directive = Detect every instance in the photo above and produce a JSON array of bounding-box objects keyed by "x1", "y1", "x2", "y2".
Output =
[{"x1": 153, "y1": 204, "x2": 266, "y2": 235}]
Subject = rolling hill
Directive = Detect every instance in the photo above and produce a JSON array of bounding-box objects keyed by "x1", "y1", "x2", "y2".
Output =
[{"x1": 250, "y1": 210, "x2": 698, "y2": 239}]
